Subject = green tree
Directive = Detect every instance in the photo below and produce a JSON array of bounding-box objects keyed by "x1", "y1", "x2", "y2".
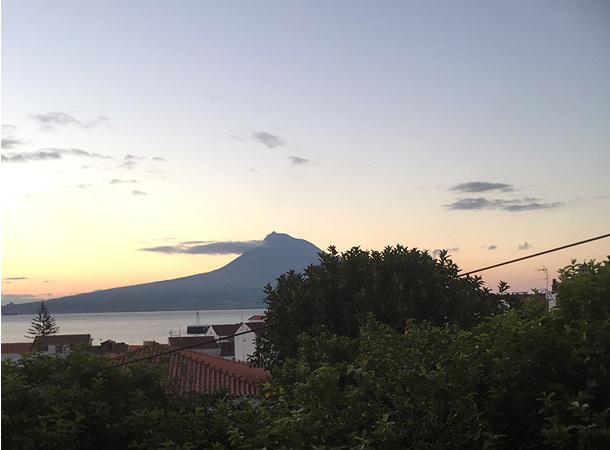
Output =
[
  {"x1": 1, "y1": 347, "x2": 236, "y2": 449},
  {"x1": 25, "y1": 301, "x2": 60, "y2": 339},
  {"x1": 230, "y1": 257, "x2": 610, "y2": 449},
  {"x1": 254, "y1": 245, "x2": 519, "y2": 370}
]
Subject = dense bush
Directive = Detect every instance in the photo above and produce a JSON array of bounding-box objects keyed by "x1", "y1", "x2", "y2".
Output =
[
  {"x1": 3, "y1": 256, "x2": 608, "y2": 449},
  {"x1": 1, "y1": 346, "x2": 235, "y2": 449},
  {"x1": 231, "y1": 257, "x2": 610, "y2": 449},
  {"x1": 254, "y1": 246, "x2": 520, "y2": 370}
]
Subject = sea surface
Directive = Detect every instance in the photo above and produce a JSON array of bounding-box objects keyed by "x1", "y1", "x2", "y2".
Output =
[{"x1": 1, "y1": 309, "x2": 265, "y2": 345}]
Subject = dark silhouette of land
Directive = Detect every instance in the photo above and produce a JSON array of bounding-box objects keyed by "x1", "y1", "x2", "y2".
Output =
[{"x1": 2, "y1": 232, "x2": 321, "y2": 314}]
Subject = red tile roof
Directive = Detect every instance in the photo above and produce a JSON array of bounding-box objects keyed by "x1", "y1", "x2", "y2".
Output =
[
  {"x1": 1, "y1": 342, "x2": 33, "y2": 354},
  {"x1": 116, "y1": 343, "x2": 268, "y2": 395}
]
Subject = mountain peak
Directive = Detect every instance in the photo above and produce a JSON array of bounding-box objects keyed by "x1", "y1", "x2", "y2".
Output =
[{"x1": 263, "y1": 231, "x2": 292, "y2": 243}]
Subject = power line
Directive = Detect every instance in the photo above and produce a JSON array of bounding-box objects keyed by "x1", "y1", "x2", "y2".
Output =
[
  {"x1": 2, "y1": 325, "x2": 273, "y2": 396},
  {"x1": 4, "y1": 232, "x2": 609, "y2": 396},
  {"x1": 457, "y1": 233, "x2": 610, "y2": 278}
]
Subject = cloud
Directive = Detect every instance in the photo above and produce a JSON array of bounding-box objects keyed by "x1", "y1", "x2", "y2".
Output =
[
  {"x1": 446, "y1": 197, "x2": 491, "y2": 210},
  {"x1": 140, "y1": 240, "x2": 266, "y2": 255},
  {"x1": 119, "y1": 154, "x2": 147, "y2": 170},
  {"x1": 131, "y1": 190, "x2": 148, "y2": 196},
  {"x1": 110, "y1": 179, "x2": 138, "y2": 185},
  {"x1": 3, "y1": 277, "x2": 29, "y2": 281},
  {"x1": 1, "y1": 125, "x2": 25, "y2": 149},
  {"x1": 1, "y1": 147, "x2": 113, "y2": 164},
  {"x1": 431, "y1": 247, "x2": 459, "y2": 258},
  {"x1": 450, "y1": 182, "x2": 514, "y2": 193},
  {"x1": 1, "y1": 137, "x2": 24, "y2": 149},
  {"x1": 31, "y1": 111, "x2": 109, "y2": 130},
  {"x1": 289, "y1": 156, "x2": 313, "y2": 166},
  {"x1": 518, "y1": 242, "x2": 532, "y2": 250},
  {"x1": 1, "y1": 293, "x2": 47, "y2": 305},
  {"x1": 1, "y1": 150, "x2": 62, "y2": 163},
  {"x1": 488, "y1": 245, "x2": 497, "y2": 250},
  {"x1": 252, "y1": 131, "x2": 285, "y2": 149},
  {"x1": 446, "y1": 197, "x2": 563, "y2": 211},
  {"x1": 152, "y1": 156, "x2": 166, "y2": 161},
  {"x1": 66, "y1": 148, "x2": 113, "y2": 159}
]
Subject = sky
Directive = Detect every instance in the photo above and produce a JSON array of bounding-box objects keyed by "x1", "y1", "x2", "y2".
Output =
[{"x1": 2, "y1": 1, "x2": 609, "y2": 305}]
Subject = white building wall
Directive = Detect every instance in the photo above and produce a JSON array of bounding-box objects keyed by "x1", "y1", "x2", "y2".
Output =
[{"x1": 234, "y1": 323, "x2": 257, "y2": 362}]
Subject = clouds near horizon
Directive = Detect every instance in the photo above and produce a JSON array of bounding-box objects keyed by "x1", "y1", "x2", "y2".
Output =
[
  {"x1": 1, "y1": 147, "x2": 114, "y2": 163},
  {"x1": 446, "y1": 197, "x2": 563, "y2": 212},
  {"x1": 140, "y1": 239, "x2": 265, "y2": 255},
  {"x1": 445, "y1": 182, "x2": 563, "y2": 212},
  {"x1": 450, "y1": 182, "x2": 514, "y2": 193}
]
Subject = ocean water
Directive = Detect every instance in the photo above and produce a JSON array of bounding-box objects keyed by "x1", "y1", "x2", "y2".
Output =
[{"x1": 1, "y1": 309, "x2": 265, "y2": 345}]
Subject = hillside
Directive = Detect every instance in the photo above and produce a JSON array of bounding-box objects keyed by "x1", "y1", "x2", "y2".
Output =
[{"x1": 1, "y1": 232, "x2": 322, "y2": 314}]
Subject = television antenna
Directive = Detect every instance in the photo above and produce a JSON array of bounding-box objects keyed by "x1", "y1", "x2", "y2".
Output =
[{"x1": 536, "y1": 266, "x2": 549, "y2": 293}]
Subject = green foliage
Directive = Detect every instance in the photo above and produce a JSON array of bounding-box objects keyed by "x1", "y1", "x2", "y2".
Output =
[
  {"x1": 254, "y1": 245, "x2": 520, "y2": 370},
  {"x1": 1, "y1": 348, "x2": 236, "y2": 449},
  {"x1": 4, "y1": 257, "x2": 609, "y2": 449},
  {"x1": 25, "y1": 301, "x2": 60, "y2": 339},
  {"x1": 230, "y1": 257, "x2": 610, "y2": 449}
]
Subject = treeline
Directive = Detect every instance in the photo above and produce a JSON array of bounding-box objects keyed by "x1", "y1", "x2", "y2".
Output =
[{"x1": 3, "y1": 247, "x2": 609, "y2": 449}]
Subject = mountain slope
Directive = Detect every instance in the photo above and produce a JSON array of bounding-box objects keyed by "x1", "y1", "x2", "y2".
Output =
[{"x1": 2, "y1": 232, "x2": 322, "y2": 314}]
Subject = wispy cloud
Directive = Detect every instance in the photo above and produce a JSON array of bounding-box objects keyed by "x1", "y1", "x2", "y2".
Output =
[
  {"x1": 1, "y1": 138, "x2": 24, "y2": 149},
  {"x1": 450, "y1": 182, "x2": 514, "y2": 193},
  {"x1": 445, "y1": 197, "x2": 563, "y2": 212},
  {"x1": 1, "y1": 150, "x2": 62, "y2": 163},
  {"x1": 1, "y1": 147, "x2": 113, "y2": 164},
  {"x1": 1, "y1": 293, "x2": 51, "y2": 306},
  {"x1": 31, "y1": 111, "x2": 109, "y2": 130},
  {"x1": 445, "y1": 181, "x2": 563, "y2": 212},
  {"x1": 110, "y1": 179, "x2": 138, "y2": 185},
  {"x1": 140, "y1": 240, "x2": 266, "y2": 255},
  {"x1": 1, "y1": 124, "x2": 25, "y2": 149},
  {"x1": 431, "y1": 247, "x2": 459, "y2": 258},
  {"x1": 3, "y1": 277, "x2": 29, "y2": 281},
  {"x1": 289, "y1": 156, "x2": 313, "y2": 166},
  {"x1": 66, "y1": 148, "x2": 113, "y2": 159},
  {"x1": 488, "y1": 245, "x2": 498, "y2": 250},
  {"x1": 252, "y1": 131, "x2": 285, "y2": 149},
  {"x1": 119, "y1": 154, "x2": 147, "y2": 169},
  {"x1": 518, "y1": 242, "x2": 532, "y2": 250},
  {"x1": 132, "y1": 190, "x2": 148, "y2": 196}
]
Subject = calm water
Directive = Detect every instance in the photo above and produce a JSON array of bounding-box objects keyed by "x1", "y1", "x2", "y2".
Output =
[{"x1": 1, "y1": 309, "x2": 265, "y2": 345}]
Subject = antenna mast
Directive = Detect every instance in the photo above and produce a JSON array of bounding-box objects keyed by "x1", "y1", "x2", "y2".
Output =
[{"x1": 536, "y1": 266, "x2": 549, "y2": 293}]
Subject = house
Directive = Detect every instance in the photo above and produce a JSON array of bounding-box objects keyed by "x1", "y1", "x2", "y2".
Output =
[
  {"x1": 168, "y1": 336, "x2": 221, "y2": 357},
  {"x1": 115, "y1": 343, "x2": 269, "y2": 395},
  {"x1": 205, "y1": 324, "x2": 242, "y2": 360},
  {"x1": 90, "y1": 339, "x2": 130, "y2": 355},
  {"x1": 204, "y1": 321, "x2": 265, "y2": 362},
  {"x1": 1, "y1": 342, "x2": 33, "y2": 361},
  {"x1": 234, "y1": 321, "x2": 266, "y2": 362},
  {"x1": 32, "y1": 334, "x2": 92, "y2": 355}
]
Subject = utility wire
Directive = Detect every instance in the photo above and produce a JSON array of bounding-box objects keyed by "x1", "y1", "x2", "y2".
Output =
[
  {"x1": 3, "y1": 326, "x2": 274, "y2": 396},
  {"x1": 457, "y1": 233, "x2": 610, "y2": 278},
  {"x1": 4, "y1": 232, "x2": 609, "y2": 396}
]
